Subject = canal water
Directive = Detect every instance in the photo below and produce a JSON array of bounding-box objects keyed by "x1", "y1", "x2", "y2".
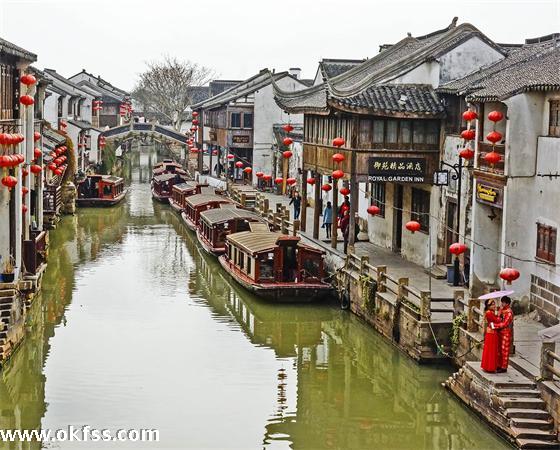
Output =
[{"x1": 0, "y1": 148, "x2": 509, "y2": 449}]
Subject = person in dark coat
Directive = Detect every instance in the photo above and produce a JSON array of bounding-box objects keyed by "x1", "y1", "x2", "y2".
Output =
[{"x1": 289, "y1": 191, "x2": 302, "y2": 220}]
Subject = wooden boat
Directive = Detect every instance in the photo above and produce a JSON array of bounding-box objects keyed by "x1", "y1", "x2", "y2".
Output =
[
  {"x1": 169, "y1": 182, "x2": 201, "y2": 213},
  {"x1": 181, "y1": 194, "x2": 234, "y2": 231},
  {"x1": 218, "y1": 231, "x2": 333, "y2": 302},
  {"x1": 153, "y1": 159, "x2": 183, "y2": 175},
  {"x1": 151, "y1": 172, "x2": 189, "y2": 203},
  {"x1": 197, "y1": 208, "x2": 269, "y2": 256},
  {"x1": 76, "y1": 175, "x2": 127, "y2": 207}
]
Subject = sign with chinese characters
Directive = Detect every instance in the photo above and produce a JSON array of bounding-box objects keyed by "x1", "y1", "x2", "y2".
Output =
[
  {"x1": 368, "y1": 157, "x2": 426, "y2": 183},
  {"x1": 232, "y1": 135, "x2": 250, "y2": 144},
  {"x1": 476, "y1": 181, "x2": 503, "y2": 208}
]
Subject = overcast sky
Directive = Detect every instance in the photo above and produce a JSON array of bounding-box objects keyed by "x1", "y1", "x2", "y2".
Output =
[{"x1": 1, "y1": 0, "x2": 559, "y2": 91}]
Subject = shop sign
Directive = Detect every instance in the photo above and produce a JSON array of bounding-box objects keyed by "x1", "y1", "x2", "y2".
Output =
[
  {"x1": 476, "y1": 181, "x2": 503, "y2": 208},
  {"x1": 368, "y1": 157, "x2": 426, "y2": 183},
  {"x1": 232, "y1": 135, "x2": 250, "y2": 144}
]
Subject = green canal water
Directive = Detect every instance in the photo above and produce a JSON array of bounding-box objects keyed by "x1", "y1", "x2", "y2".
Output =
[{"x1": 0, "y1": 149, "x2": 510, "y2": 449}]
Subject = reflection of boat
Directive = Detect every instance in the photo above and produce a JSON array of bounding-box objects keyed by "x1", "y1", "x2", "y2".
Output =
[
  {"x1": 76, "y1": 175, "x2": 127, "y2": 207},
  {"x1": 218, "y1": 231, "x2": 333, "y2": 302},
  {"x1": 181, "y1": 194, "x2": 235, "y2": 231},
  {"x1": 169, "y1": 182, "x2": 201, "y2": 213},
  {"x1": 151, "y1": 172, "x2": 189, "y2": 203}
]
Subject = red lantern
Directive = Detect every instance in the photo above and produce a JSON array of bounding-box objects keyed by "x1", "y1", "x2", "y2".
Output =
[
  {"x1": 449, "y1": 243, "x2": 467, "y2": 255},
  {"x1": 332, "y1": 137, "x2": 345, "y2": 148},
  {"x1": 22, "y1": 186, "x2": 29, "y2": 195},
  {"x1": 287, "y1": 177, "x2": 297, "y2": 186},
  {"x1": 283, "y1": 137, "x2": 293, "y2": 146},
  {"x1": 461, "y1": 129, "x2": 476, "y2": 141},
  {"x1": 20, "y1": 95, "x2": 34, "y2": 106},
  {"x1": 367, "y1": 205, "x2": 380, "y2": 216},
  {"x1": 307, "y1": 177, "x2": 316, "y2": 185},
  {"x1": 235, "y1": 161, "x2": 244, "y2": 169},
  {"x1": 212, "y1": 150, "x2": 218, "y2": 156},
  {"x1": 321, "y1": 184, "x2": 332, "y2": 192},
  {"x1": 33, "y1": 131, "x2": 41, "y2": 142},
  {"x1": 30, "y1": 164, "x2": 42, "y2": 174},
  {"x1": 263, "y1": 174, "x2": 272, "y2": 182},
  {"x1": 499, "y1": 268, "x2": 520, "y2": 284},
  {"x1": 339, "y1": 187, "x2": 350, "y2": 196},
  {"x1": 22, "y1": 168, "x2": 28, "y2": 177},
  {"x1": 282, "y1": 124, "x2": 294, "y2": 133},
  {"x1": 54, "y1": 168, "x2": 63, "y2": 176},
  {"x1": 405, "y1": 220, "x2": 421, "y2": 233},
  {"x1": 1, "y1": 175, "x2": 17, "y2": 190},
  {"x1": 459, "y1": 147, "x2": 475, "y2": 160},
  {"x1": 483, "y1": 151, "x2": 501, "y2": 165},
  {"x1": 20, "y1": 74, "x2": 37, "y2": 86},
  {"x1": 486, "y1": 131, "x2": 503, "y2": 144},
  {"x1": 192, "y1": 111, "x2": 199, "y2": 117},
  {"x1": 48, "y1": 163, "x2": 57, "y2": 171},
  {"x1": 192, "y1": 119, "x2": 199, "y2": 126},
  {"x1": 332, "y1": 153, "x2": 345, "y2": 164},
  {"x1": 462, "y1": 110, "x2": 478, "y2": 122},
  {"x1": 227, "y1": 154, "x2": 235, "y2": 160},
  {"x1": 256, "y1": 171, "x2": 264, "y2": 178},
  {"x1": 332, "y1": 169, "x2": 344, "y2": 179},
  {"x1": 282, "y1": 150, "x2": 293, "y2": 159},
  {"x1": 33, "y1": 147, "x2": 42, "y2": 159},
  {"x1": 488, "y1": 111, "x2": 504, "y2": 122},
  {"x1": 275, "y1": 177, "x2": 284, "y2": 185},
  {"x1": 22, "y1": 204, "x2": 27, "y2": 213},
  {"x1": 243, "y1": 167, "x2": 252, "y2": 174}
]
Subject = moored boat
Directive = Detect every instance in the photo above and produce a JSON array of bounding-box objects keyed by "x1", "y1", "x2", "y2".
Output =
[
  {"x1": 218, "y1": 231, "x2": 333, "y2": 302},
  {"x1": 151, "y1": 172, "x2": 189, "y2": 203},
  {"x1": 197, "y1": 208, "x2": 269, "y2": 256},
  {"x1": 169, "y1": 182, "x2": 201, "y2": 213},
  {"x1": 153, "y1": 159, "x2": 183, "y2": 175},
  {"x1": 181, "y1": 194, "x2": 234, "y2": 231},
  {"x1": 76, "y1": 175, "x2": 127, "y2": 207}
]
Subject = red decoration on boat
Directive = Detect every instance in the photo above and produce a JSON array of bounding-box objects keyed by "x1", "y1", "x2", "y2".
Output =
[
  {"x1": 332, "y1": 137, "x2": 345, "y2": 148},
  {"x1": 30, "y1": 164, "x2": 42, "y2": 174},
  {"x1": 1, "y1": 176, "x2": 17, "y2": 190},
  {"x1": 282, "y1": 124, "x2": 294, "y2": 133},
  {"x1": 33, "y1": 131, "x2": 41, "y2": 142},
  {"x1": 367, "y1": 205, "x2": 380, "y2": 215},
  {"x1": 405, "y1": 220, "x2": 421, "y2": 233},
  {"x1": 483, "y1": 151, "x2": 501, "y2": 165},
  {"x1": 321, "y1": 184, "x2": 332, "y2": 192},
  {"x1": 235, "y1": 161, "x2": 244, "y2": 168},
  {"x1": 459, "y1": 147, "x2": 475, "y2": 160},
  {"x1": 462, "y1": 110, "x2": 478, "y2": 122},
  {"x1": 282, "y1": 150, "x2": 293, "y2": 158},
  {"x1": 449, "y1": 242, "x2": 467, "y2": 255},
  {"x1": 499, "y1": 267, "x2": 520, "y2": 284},
  {"x1": 274, "y1": 177, "x2": 284, "y2": 185},
  {"x1": 486, "y1": 131, "x2": 503, "y2": 144},
  {"x1": 287, "y1": 177, "x2": 297, "y2": 185},
  {"x1": 20, "y1": 95, "x2": 34, "y2": 106},
  {"x1": 283, "y1": 137, "x2": 293, "y2": 146},
  {"x1": 307, "y1": 177, "x2": 316, "y2": 185},
  {"x1": 20, "y1": 74, "x2": 37, "y2": 86},
  {"x1": 488, "y1": 110, "x2": 504, "y2": 122},
  {"x1": 332, "y1": 169, "x2": 344, "y2": 179},
  {"x1": 256, "y1": 171, "x2": 264, "y2": 178},
  {"x1": 332, "y1": 153, "x2": 345, "y2": 164},
  {"x1": 339, "y1": 187, "x2": 350, "y2": 196},
  {"x1": 461, "y1": 129, "x2": 476, "y2": 141}
]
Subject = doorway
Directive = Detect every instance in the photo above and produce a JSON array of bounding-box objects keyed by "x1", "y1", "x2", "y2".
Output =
[{"x1": 392, "y1": 184, "x2": 403, "y2": 253}]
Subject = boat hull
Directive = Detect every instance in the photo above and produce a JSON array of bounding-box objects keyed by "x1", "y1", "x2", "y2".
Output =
[
  {"x1": 196, "y1": 229, "x2": 226, "y2": 256},
  {"x1": 151, "y1": 186, "x2": 170, "y2": 203},
  {"x1": 76, "y1": 189, "x2": 128, "y2": 207},
  {"x1": 169, "y1": 198, "x2": 183, "y2": 214},
  {"x1": 181, "y1": 211, "x2": 197, "y2": 231},
  {"x1": 218, "y1": 255, "x2": 333, "y2": 303}
]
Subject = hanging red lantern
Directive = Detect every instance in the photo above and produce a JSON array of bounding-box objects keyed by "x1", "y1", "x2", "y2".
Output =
[
  {"x1": 486, "y1": 131, "x2": 503, "y2": 144},
  {"x1": 33, "y1": 131, "x2": 41, "y2": 142},
  {"x1": 332, "y1": 137, "x2": 345, "y2": 148},
  {"x1": 274, "y1": 177, "x2": 284, "y2": 185},
  {"x1": 282, "y1": 124, "x2": 294, "y2": 133},
  {"x1": 0, "y1": 155, "x2": 9, "y2": 168},
  {"x1": 462, "y1": 110, "x2": 478, "y2": 122},
  {"x1": 332, "y1": 169, "x2": 344, "y2": 179},
  {"x1": 367, "y1": 205, "x2": 380, "y2": 216},
  {"x1": 48, "y1": 163, "x2": 57, "y2": 171},
  {"x1": 20, "y1": 74, "x2": 37, "y2": 86},
  {"x1": 405, "y1": 220, "x2": 421, "y2": 233},
  {"x1": 263, "y1": 174, "x2": 272, "y2": 182},
  {"x1": 339, "y1": 187, "x2": 350, "y2": 196},
  {"x1": 33, "y1": 148, "x2": 42, "y2": 159},
  {"x1": 243, "y1": 167, "x2": 252, "y2": 174},
  {"x1": 227, "y1": 154, "x2": 235, "y2": 160},
  {"x1": 212, "y1": 150, "x2": 218, "y2": 156},
  {"x1": 483, "y1": 151, "x2": 501, "y2": 165},
  {"x1": 22, "y1": 186, "x2": 29, "y2": 195},
  {"x1": 287, "y1": 177, "x2": 297, "y2": 185},
  {"x1": 499, "y1": 268, "x2": 520, "y2": 284},
  {"x1": 461, "y1": 129, "x2": 476, "y2": 141},
  {"x1": 449, "y1": 243, "x2": 467, "y2": 255},
  {"x1": 459, "y1": 147, "x2": 475, "y2": 160},
  {"x1": 30, "y1": 164, "x2": 42, "y2": 174},
  {"x1": 307, "y1": 177, "x2": 316, "y2": 185},
  {"x1": 256, "y1": 171, "x2": 264, "y2": 178},
  {"x1": 54, "y1": 168, "x2": 63, "y2": 176},
  {"x1": 235, "y1": 161, "x2": 244, "y2": 168},
  {"x1": 192, "y1": 119, "x2": 199, "y2": 126},
  {"x1": 20, "y1": 95, "x2": 34, "y2": 106},
  {"x1": 332, "y1": 153, "x2": 345, "y2": 164},
  {"x1": 21, "y1": 168, "x2": 28, "y2": 177},
  {"x1": 488, "y1": 111, "x2": 504, "y2": 122},
  {"x1": 22, "y1": 204, "x2": 27, "y2": 213},
  {"x1": 1, "y1": 175, "x2": 17, "y2": 190},
  {"x1": 321, "y1": 184, "x2": 332, "y2": 192},
  {"x1": 283, "y1": 137, "x2": 293, "y2": 146},
  {"x1": 282, "y1": 150, "x2": 293, "y2": 158},
  {"x1": 192, "y1": 111, "x2": 199, "y2": 117}
]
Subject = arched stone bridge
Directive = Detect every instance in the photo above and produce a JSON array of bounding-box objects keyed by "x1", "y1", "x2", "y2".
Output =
[{"x1": 101, "y1": 123, "x2": 187, "y2": 145}]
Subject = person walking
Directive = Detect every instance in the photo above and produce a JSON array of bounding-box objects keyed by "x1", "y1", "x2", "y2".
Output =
[
  {"x1": 323, "y1": 201, "x2": 333, "y2": 239},
  {"x1": 340, "y1": 210, "x2": 350, "y2": 254},
  {"x1": 289, "y1": 191, "x2": 302, "y2": 220},
  {"x1": 481, "y1": 298, "x2": 500, "y2": 373}
]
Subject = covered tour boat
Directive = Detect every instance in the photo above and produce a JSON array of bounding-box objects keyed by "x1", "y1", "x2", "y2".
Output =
[
  {"x1": 151, "y1": 171, "x2": 189, "y2": 203},
  {"x1": 197, "y1": 208, "x2": 269, "y2": 256},
  {"x1": 181, "y1": 194, "x2": 234, "y2": 231},
  {"x1": 169, "y1": 182, "x2": 202, "y2": 213},
  {"x1": 77, "y1": 175, "x2": 127, "y2": 207},
  {"x1": 218, "y1": 231, "x2": 333, "y2": 302},
  {"x1": 152, "y1": 159, "x2": 183, "y2": 175}
]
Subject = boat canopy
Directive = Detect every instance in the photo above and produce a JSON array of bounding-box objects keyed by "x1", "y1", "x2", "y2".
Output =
[
  {"x1": 226, "y1": 231, "x2": 295, "y2": 255},
  {"x1": 153, "y1": 173, "x2": 179, "y2": 183},
  {"x1": 172, "y1": 182, "x2": 198, "y2": 193},
  {"x1": 185, "y1": 194, "x2": 232, "y2": 207},
  {"x1": 200, "y1": 208, "x2": 264, "y2": 226}
]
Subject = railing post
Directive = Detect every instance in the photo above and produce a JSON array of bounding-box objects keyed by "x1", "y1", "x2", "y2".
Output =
[
  {"x1": 453, "y1": 290, "x2": 465, "y2": 319},
  {"x1": 272, "y1": 211, "x2": 279, "y2": 231},
  {"x1": 377, "y1": 265, "x2": 387, "y2": 293},
  {"x1": 240, "y1": 193, "x2": 246, "y2": 207},
  {"x1": 360, "y1": 255, "x2": 369, "y2": 275},
  {"x1": 281, "y1": 212, "x2": 289, "y2": 235},
  {"x1": 541, "y1": 342, "x2": 556, "y2": 381},
  {"x1": 420, "y1": 291, "x2": 431, "y2": 320},
  {"x1": 293, "y1": 220, "x2": 300, "y2": 236},
  {"x1": 398, "y1": 277, "x2": 409, "y2": 301},
  {"x1": 263, "y1": 198, "x2": 269, "y2": 216},
  {"x1": 467, "y1": 299, "x2": 480, "y2": 332}
]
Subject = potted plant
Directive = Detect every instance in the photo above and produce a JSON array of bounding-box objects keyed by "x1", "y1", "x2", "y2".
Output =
[{"x1": 1, "y1": 256, "x2": 15, "y2": 283}]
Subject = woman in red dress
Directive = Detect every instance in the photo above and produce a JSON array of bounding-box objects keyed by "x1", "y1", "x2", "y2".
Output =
[{"x1": 481, "y1": 298, "x2": 500, "y2": 372}]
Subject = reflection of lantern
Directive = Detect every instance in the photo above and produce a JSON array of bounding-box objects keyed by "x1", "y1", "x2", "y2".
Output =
[
  {"x1": 499, "y1": 267, "x2": 520, "y2": 284},
  {"x1": 367, "y1": 205, "x2": 380, "y2": 215},
  {"x1": 488, "y1": 110, "x2": 504, "y2": 122},
  {"x1": 332, "y1": 137, "x2": 345, "y2": 147},
  {"x1": 483, "y1": 151, "x2": 501, "y2": 165},
  {"x1": 332, "y1": 153, "x2": 345, "y2": 163},
  {"x1": 339, "y1": 187, "x2": 350, "y2": 196},
  {"x1": 332, "y1": 169, "x2": 344, "y2": 179},
  {"x1": 462, "y1": 110, "x2": 478, "y2": 121},
  {"x1": 449, "y1": 243, "x2": 467, "y2": 255},
  {"x1": 321, "y1": 184, "x2": 332, "y2": 192},
  {"x1": 282, "y1": 150, "x2": 292, "y2": 158},
  {"x1": 307, "y1": 177, "x2": 315, "y2": 185},
  {"x1": 459, "y1": 148, "x2": 474, "y2": 160},
  {"x1": 235, "y1": 161, "x2": 244, "y2": 168},
  {"x1": 461, "y1": 129, "x2": 475, "y2": 140},
  {"x1": 486, "y1": 131, "x2": 503, "y2": 144},
  {"x1": 287, "y1": 177, "x2": 296, "y2": 185},
  {"x1": 405, "y1": 220, "x2": 421, "y2": 233}
]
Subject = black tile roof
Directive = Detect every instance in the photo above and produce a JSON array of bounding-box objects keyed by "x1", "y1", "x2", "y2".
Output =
[
  {"x1": 320, "y1": 59, "x2": 366, "y2": 79},
  {"x1": 0, "y1": 37, "x2": 36, "y2": 62},
  {"x1": 209, "y1": 80, "x2": 242, "y2": 97},
  {"x1": 187, "y1": 86, "x2": 210, "y2": 104}
]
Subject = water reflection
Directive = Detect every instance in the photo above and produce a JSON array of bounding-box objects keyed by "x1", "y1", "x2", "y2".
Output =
[{"x1": 0, "y1": 147, "x2": 507, "y2": 450}]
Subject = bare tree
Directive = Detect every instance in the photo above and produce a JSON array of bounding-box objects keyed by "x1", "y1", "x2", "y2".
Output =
[{"x1": 132, "y1": 56, "x2": 214, "y2": 131}]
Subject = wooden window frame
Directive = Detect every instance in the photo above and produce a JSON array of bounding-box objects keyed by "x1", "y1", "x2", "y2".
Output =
[
  {"x1": 549, "y1": 100, "x2": 560, "y2": 137},
  {"x1": 371, "y1": 182, "x2": 386, "y2": 218},
  {"x1": 411, "y1": 188, "x2": 430, "y2": 233},
  {"x1": 536, "y1": 223, "x2": 557, "y2": 264}
]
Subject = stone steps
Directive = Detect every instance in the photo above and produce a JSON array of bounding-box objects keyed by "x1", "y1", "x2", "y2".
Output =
[
  {"x1": 512, "y1": 427, "x2": 558, "y2": 441},
  {"x1": 507, "y1": 408, "x2": 552, "y2": 420},
  {"x1": 496, "y1": 388, "x2": 541, "y2": 398},
  {"x1": 500, "y1": 397, "x2": 547, "y2": 410},
  {"x1": 511, "y1": 418, "x2": 555, "y2": 430},
  {"x1": 517, "y1": 438, "x2": 560, "y2": 449}
]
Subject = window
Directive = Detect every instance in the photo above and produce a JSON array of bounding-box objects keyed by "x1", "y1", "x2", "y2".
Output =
[
  {"x1": 426, "y1": 121, "x2": 439, "y2": 145},
  {"x1": 247, "y1": 256, "x2": 252, "y2": 275},
  {"x1": 359, "y1": 119, "x2": 372, "y2": 146},
  {"x1": 537, "y1": 223, "x2": 557, "y2": 264},
  {"x1": 386, "y1": 120, "x2": 398, "y2": 143},
  {"x1": 411, "y1": 188, "x2": 430, "y2": 233},
  {"x1": 230, "y1": 112, "x2": 241, "y2": 128},
  {"x1": 413, "y1": 122, "x2": 425, "y2": 144},
  {"x1": 399, "y1": 121, "x2": 411, "y2": 144},
  {"x1": 549, "y1": 100, "x2": 560, "y2": 137},
  {"x1": 373, "y1": 120, "x2": 384, "y2": 143},
  {"x1": 371, "y1": 182, "x2": 386, "y2": 217},
  {"x1": 243, "y1": 113, "x2": 253, "y2": 129}
]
